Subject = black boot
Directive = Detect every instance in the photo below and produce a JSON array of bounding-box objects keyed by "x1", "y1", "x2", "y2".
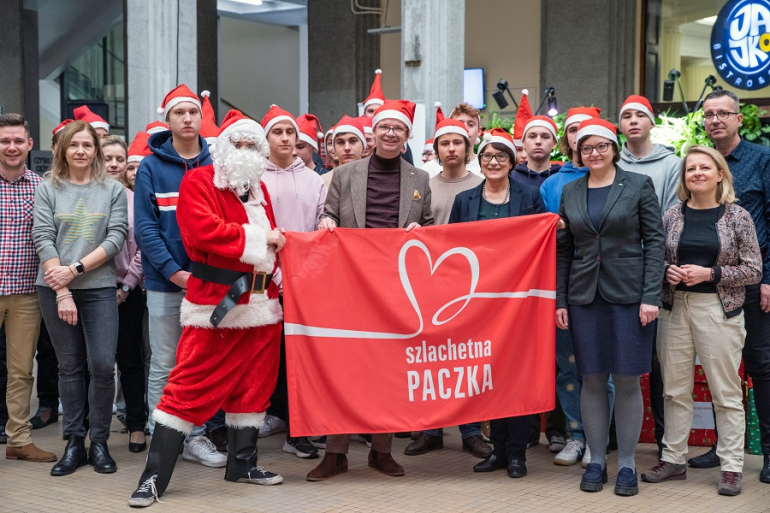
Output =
[
  {"x1": 51, "y1": 435, "x2": 87, "y2": 476},
  {"x1": 88, "y1": 442, "x2": 117, "y2": 473},
  {"x1": 127, "y1": 423, "x2": 186, "y2": 508},
  {"x1": 224, "y1": 426, "x2": 283, "y2": 485},
  {"x1": 761, "y1": 454, "x2": 770, "y2": 484}
]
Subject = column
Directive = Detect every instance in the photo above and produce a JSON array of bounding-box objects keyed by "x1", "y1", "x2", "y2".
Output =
[
  {"x1": 401, "y1": 0, "x2": 464, "y2": 136},
  {"x1": 660, "y1": 26, "x2": 682, "y2": 100}
]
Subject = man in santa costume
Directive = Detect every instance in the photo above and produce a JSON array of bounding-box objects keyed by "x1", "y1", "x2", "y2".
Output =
[{"x1": 128, "y1": 110, "x2": 286, "y2": 508}]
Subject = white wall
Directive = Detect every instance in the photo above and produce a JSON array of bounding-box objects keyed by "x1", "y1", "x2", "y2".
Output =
[
  {"x1": 219, "y1": 17, "x2": 301, "y2": 121},
  {"x1": 38, "y1": 79, "x2": 61, "y2": 150}
]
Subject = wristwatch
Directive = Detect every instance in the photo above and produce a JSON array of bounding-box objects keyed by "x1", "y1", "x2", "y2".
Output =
[
  {"x1": 121, "y1": 284, "x2": 131, "y2": 293},
  {"x1": 74, "y1": 261, "x2": 85, "y2": 275}
]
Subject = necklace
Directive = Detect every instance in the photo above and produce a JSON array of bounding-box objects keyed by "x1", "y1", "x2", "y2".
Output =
[{"x1": 482, "y1": 182, "x2": 509, "y2": 205}]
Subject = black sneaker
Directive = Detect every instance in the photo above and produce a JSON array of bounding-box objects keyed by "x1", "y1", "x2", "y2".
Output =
[
  {"x1": 309, "y1": 436, "x2": 327, "y2": 449},
  {"x1": 687, "y1": 445, "x2": 719, "y2": 469},
  {"x1": 0, "y1": 425, "x2": 6, "y2": 444},
  {"x1": 30, "y1": 406, "x2": 59, "y2": 429},
  {"x1": 239, "y1": 466, "x2": 283, "y2": 485},
  {"x1": 128, "y1": 475, "x2": 159, "y2": 508},
  {"x1": 282, "y1": 437, "x2": 319, "y2": 459}
]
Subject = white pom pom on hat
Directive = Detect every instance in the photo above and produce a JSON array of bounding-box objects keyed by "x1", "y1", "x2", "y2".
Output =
[
  {"x1": 317, "y1": 131, "x2": 324, "y2": 138},
  {"x1": 522, "y1": 89, "x2": 529, "y2": 95},
  {"x1": 201, "y1": 90, "x2": 210, "y2": 98},
  {"x1": 375, "y1": 69, "x2": 382, "y2": 74},
  {"x1": 483, "y1": 132, "x2": 492, "y2": 142},
  {"x1": 157, "y1": 107, "x2": 165, "y2": 115},
  {"x1": 434, "y1": 101, "x2": 442, "y2": 107}
]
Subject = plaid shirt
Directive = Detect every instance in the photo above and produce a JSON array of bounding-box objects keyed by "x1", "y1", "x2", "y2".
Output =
[{"x1": 0, "y1": 168, "x2": 42, "y2": 295}]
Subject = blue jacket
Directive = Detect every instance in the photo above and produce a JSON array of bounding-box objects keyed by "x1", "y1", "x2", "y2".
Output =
[
  {"x1": 539, "y1": 161, "x2": 587, "y2": 214},
  {"x1": 510, "y1": 162, "x2": 560, "y2": 188},
  {"x1": 449, "y1": 179, "x2": 545, "y2": 223},
  {"x1": 134, "y1": 131, "x2": 212, "y2": 292}
]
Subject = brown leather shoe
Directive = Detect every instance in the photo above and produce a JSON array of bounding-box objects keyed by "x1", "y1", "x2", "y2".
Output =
[
  {"x1": 306, "y1": 452, "x2": 348, "y2": 481},
  {"x1": 6, "y1": 442, "x2": 57, "y2": 462},
  {"x1": 404, "y1": 433, "x2": 443, "y2": 455},
  {"x1": 462, "y1": 435, "x2": 493, "y2": 458},
  {"x1": 368, "y1": 449, "x2": 405, "y2": 476}
]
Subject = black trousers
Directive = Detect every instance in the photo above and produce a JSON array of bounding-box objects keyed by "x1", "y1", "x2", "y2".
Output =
[
  {"x1": 116, "y1": 288, "x2": 148, "y2": 433},
  {"x1": 266, "y1": 325, "x2": 289, "y2": 432},
  {"x1": 491, "y1": 414, "x2": 535, "y2": 462}
]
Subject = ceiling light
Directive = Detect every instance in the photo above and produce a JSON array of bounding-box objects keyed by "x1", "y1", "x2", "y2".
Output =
[{"x1": 695, "y1": 16, "x2": 717, "y2": 26}]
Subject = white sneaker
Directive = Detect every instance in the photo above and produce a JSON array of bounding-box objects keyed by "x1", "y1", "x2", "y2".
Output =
[
  {"x1": 554, "y1": 439, "x2": 584, "y2": 466},
  {"x1": 581, "y1": 444, "x2": 592, "y2": 469},
  {"x1": 258, "y1": 415, "x2": 287, "y2": 438},
  {"x1": 183, "y1": 435, "x2": 227, "y2": 468}
]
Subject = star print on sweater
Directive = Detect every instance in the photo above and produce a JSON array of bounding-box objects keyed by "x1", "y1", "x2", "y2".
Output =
[{"x1": 56, "y1": 198, "x2": 107, "y2": 244}]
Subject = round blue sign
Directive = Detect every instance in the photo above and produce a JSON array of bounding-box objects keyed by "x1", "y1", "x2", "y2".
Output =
[{"x1": 712, "y1": 0, "x2": 770, "y2": 90}]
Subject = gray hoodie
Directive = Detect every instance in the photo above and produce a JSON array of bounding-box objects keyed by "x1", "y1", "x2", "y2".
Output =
[{"x1": 619, "y1": 143, "x2": 681, "y2": 214}]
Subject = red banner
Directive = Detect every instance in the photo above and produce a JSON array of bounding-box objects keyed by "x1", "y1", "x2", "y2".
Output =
[{"x1": 282, "y1": 214, "x2": 559, "y2": 436}]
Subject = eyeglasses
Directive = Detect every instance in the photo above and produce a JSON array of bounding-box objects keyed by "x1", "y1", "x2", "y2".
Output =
[
  {"x1": 480, "y1": 152, "x2": 510, "y2": 163},
  {"x1": 703, "y1": 111, "x2": 740, "y2": 121},
  {"x1": 376, "y1": 125, "x2": 407, "y2": 135},
  {"x1": 580, "y1": 142, "x2": 613, "y2": 155}
]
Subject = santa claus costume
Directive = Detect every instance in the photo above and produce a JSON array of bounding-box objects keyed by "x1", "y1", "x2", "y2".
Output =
[{"x1": 129, "y1": 110, "x2": 285, "y2": 508}]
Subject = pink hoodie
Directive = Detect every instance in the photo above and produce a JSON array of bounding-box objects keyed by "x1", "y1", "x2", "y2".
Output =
[{"x1": 261, "y1": 157, "x2": 327, "y2": 233}]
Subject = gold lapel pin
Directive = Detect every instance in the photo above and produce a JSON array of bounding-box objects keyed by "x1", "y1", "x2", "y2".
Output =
[{"x1": 414, "y1": 189, "x2": 421, "y2": 199}]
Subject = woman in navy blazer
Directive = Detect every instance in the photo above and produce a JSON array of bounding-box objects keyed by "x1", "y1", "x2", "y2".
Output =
[
  {"x1": 448, "y1": 128, "x2": 545, "y2": 479},
  {"x1": 556, "y1": 118, "x2": 665, "y2": 496}
]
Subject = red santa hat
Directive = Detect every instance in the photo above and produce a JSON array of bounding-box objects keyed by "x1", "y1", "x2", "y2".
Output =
[
  {"x1": 261, "y1": 104, "x2": 299, "y2": 135},
  {"x1": 576, "y1": 117, "x2": 618, "y2": 147},
  {"x1": 363, "y1": 69, "x2": 385, "y2": 109},
  {"x1": 512, "y1": 89, "x2": 533, "y2": 145},
  {"x1": 372, "y1": 100, "x2": 417, "y2": 133},
  {"x1": 358, "y1": 115, "x2": 373, "y2": 135},
  {"x1": 434, "y1": 101, "x2": 446, "y2": 125},
  {"x1": 332, "y1": 115, "x2": 367, "y2": 150},
  {"x1": 433, "y1": 118, "x2": 470, "y2": 142},
  {"x1": 477, "y1": 128, "x2": 517, "y2": 159},
  {"x1": 145, "y1": 121, "x2": 170, "y2": 134},
  {"x1": 220, "y1": 109, "x2": 266, "y2": 141},
  {"x1": 325, "y1": 126, "x2": 335, "y2": 140},
  {"x1": 296, "y1": 114, "x2": 323, "y2": 150},
  {"x1": 73, "y1": 105, "x2": 109, "y2": 132},
  {"x1": 127, "y1": 132, "x2": 152, "y2": 163},
  {"x1": 52, "y1": 119, "x2": 74, "y2": 136},
  {"x1": 199, "y1": 90, "x2": 219, "y2": 142},
  {"x1": 157, "y1": 84, "x2": 201, "y2": 118},
  {"x1": 565, "y1": 106, "x2": 602, "y2": 130},
  {"x1": 523, "y1": 115, "x2": 559, "y2": 140},
  {"x1": 424, "y1": 139, "x2": 434, "y2": 152},
  {"x1": 619, "y1": 95, "x2": 655, "y2": 123}
]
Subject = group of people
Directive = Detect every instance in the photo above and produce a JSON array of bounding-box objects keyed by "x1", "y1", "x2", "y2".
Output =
[{"x1": 0, "y1": 66, "x2": 769, "y2": 507}]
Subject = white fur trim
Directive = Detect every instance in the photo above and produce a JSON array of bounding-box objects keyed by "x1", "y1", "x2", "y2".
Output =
[
  {"x1": 299, "y1": 132, "x2": 319, "y2": 150},
  {"x1": 434, "y1": 125, "x2": 469, "y2": 141},
  {"x1": 434, "y1": 101, "x2": 442, "y2": 108},
  {"x1": 363, "y1": 98, "x2": 385, "y2": 109},
  {"x1": 179, "y1": 295, "x2": 283, "y2": 329},
  {"x1": 333, "y1": 125, "x2": 367, "y2": 150},
  {"x1": 477, "y1": 136, "x2": 517, "y2": 159},
  {"x1": 225, "y1": 412, "x2": 266, "y2": 429},
  {"x1": 522, "y1": 88, "x2": 529, "y2": 95},
  {"x1": 263, "y1": 115, "x2": 299, "y2": 136},
  {"x1": 565, "y1": 114, "x2": 592, "y2": 129},
  {"x1": 147, "y1": 126, "x2": 168, "y2": 134},
  {"x1": 241, "y1": 223, "x2": 271, "y2": 267},
  {"x1": 241, "y1": 200, "x2": 276, "y2": 270},
  {"x1": 127, "y1": 155, "x2": 145, "y2": 163},
  {"x1": 201, "y1": 90, "x2": 211, "y2": 98},
  {"x1": 375, "y1": 69, "x2": 382, "y2": 74},
  {"x1": 89, "y1": 120, "x2": 110, "y2": 132},
  {"x1": 153, "y1": 409, "x2": 194, "y2": 435},
  {"x1": 523, "y1": 119, "x2": 557, "y2": 139},
  {"x1": 576, "y1": 125, "x2": 618, "y2": 146},
  {"x1": 372, "y1": 110, "x2": 412, "y2": 132},
  {"x1": 220, "y1": 118, "x2": 265, "y2": 142},
  {"x1": 363, "y1": 126, "x2": 373, "y2": 134},
  {"x1": 619, "y1": 102, "x2": 655, "y2": 123},
  {"x1": 161, "y1": 97, "x2": 202, "y2": 118}
]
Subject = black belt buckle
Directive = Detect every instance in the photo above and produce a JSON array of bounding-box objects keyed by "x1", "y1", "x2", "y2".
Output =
[{"x1": 251, "y1": 272, "x2": 267, "y2": 294}]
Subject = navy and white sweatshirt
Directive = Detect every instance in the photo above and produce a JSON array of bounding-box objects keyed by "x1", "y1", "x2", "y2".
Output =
[{"x1": 134, "y1": 131, "x2": 212, "y2": 292}]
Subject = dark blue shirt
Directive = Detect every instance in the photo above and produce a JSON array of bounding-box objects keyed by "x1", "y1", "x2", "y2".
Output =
[{"x1": 725, "y1": 139, "x2": 770, "y2": 284}]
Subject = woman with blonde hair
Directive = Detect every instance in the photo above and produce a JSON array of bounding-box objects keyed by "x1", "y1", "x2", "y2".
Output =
[
  {"x1": 32, "y1": 120, "x2": 127, "y2": 476},
  {"x1": 640, "y1": 145, "x2": 761, "y2": 497}
]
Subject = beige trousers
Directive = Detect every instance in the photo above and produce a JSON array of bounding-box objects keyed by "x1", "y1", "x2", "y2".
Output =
[{"x1": 657, "y1": 291, "x2": 745, "y2": 472}]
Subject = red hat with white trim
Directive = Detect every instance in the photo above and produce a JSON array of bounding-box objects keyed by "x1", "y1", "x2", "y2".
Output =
[
  {"x1": 372, "y1": 100, "x2": 417, "y2": 133},
  {"x1": 565, "y1": 106, "x2": 602, "y2": 130},
  {"x1": 332, "y1": 115, "x2": 367, "y2": 150},
  {"x1": 478, "y1": 127, "x2": 517, "y2": 159},
  {"x1": 325, "y1": 126, "x2": 335, "y2": 140},
  {"x1": 512, "y1": 89, "x2": 533, "y2": 145},
  {"x1": 52, "y1": 119, "x2": 74, "y2": 136},
  {"x1": 199, "y1": 90, "x2": 219, "y2": 142},
  {"x1": 260, "y1": 104, "x2": 299, "y2": 134},
  {"x1": 73, "y1": 106, "x2": 109, "y2": 132},
  {"x1": 156, "y1": 84, "x2": 201, "y2": 118},
  {"x1": 523, "y1": 115, "x2": 559, "y2": 140},
  {"x1": 424, "y1": 139, "x2": 434, "y2": 152},
  {"x1": 219, "y1": 109, "x2": 265, "y2": 141},
  {"x1": 145, "y1": 121, "x2": 169, "y2": 134},
  {"x1": 576, "y1": 118, "x2": 618, "y2": 146},
  {"x1": 297, "y1": 114, "x2": 323, "y2": 150},
  {"x1": 434, "y1": 101, "x2": 445, "y2": 125},
  {"x1": 358, "y1": 115, "x2": 373, "y2": 135},
  {"x1": 127, "y1": 132, "x2": 152, "y2": 163},
  {"x1": 433, "y1": 118, "x2": 470, "y2": 141},
  {"x1": 363, "y1": 69, "x2": 385, "y2": 109},
  {"x1": 619, "y1": 95, "x2": 655, "y2": 123}
]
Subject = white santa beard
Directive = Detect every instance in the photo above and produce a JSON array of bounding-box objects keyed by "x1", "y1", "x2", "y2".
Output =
[{"x1": 218, "y1": 147, "x2": 265, "y2": 196}]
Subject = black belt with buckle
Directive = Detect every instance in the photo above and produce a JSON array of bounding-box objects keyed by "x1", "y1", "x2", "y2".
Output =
[{"x1": 191, "y1": 262, "x2": 272, "y2": 327}]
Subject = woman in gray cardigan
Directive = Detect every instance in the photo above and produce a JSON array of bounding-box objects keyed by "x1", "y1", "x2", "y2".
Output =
[
  {"x1": 32, "y1": 121, "x2": 127, "y2": 476},
  {"x1": 556, "y1": 118, "x2": 665, "y2": 496}
]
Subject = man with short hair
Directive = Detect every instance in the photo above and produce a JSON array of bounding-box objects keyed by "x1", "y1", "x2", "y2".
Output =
[
  {"x1": 511, "y1": 115, "x2": 560, "y2": 187},
  {"x1": 449, "y1": 103, "x2": 483, "y2": 176},
  {"x1": 294, "y1": 114, "x2": 327, "y2": 175},
  {"x1": 0, "y1": 113, "x2": 57, "y2": 463},
  {"x1": 688, "y1": 89, "x2": 770, "y2": 490},
  {"x1": 321, "y1": 116, "x2": 368, "y2": 189},
  {"x1": 310, "y1": 100, "x2": 433, "y2": 481},
  {"x1": 134, "y1": 85, "x2": 225, "y2": 468}
]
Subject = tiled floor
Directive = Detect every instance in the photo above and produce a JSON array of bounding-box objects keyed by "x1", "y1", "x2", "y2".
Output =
[{"x1": 3, "y1": 416, "x2": 769, "y2": 512}]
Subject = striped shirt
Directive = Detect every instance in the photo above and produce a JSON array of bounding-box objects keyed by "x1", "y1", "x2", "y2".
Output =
[{"x1": 0, "y1": 168, "x2": 42, "y2": 295}]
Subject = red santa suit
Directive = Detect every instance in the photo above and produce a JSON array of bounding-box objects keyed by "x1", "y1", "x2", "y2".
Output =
[{"x1": 154, "y1": 152, "x2": 282, "y2": 433}]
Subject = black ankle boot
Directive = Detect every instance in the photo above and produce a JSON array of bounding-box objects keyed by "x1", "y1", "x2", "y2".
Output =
[
  {"x1": 761, "y1": 454, "x2": 770, "y2": 484},
  {"x1": 129, "y1": 422, "x2": 186, "y2": 506},
  {"x1": 225, "y1": 426, "x2": 283, "y2": 485},
  {"x1": 89, "y1": 442, "x2": 117, "y2": 473},
  {"x1": 51, "y1": 435, "x2": 87, "y2": 476}
]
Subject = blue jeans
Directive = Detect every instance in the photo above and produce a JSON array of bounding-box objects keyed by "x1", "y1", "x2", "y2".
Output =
[
  {"x1": 38, "y1": 286, "x2": 117, "y2": 443},
  {"x1": 146, "y1": 290, "x2": 205, "y2": 437},
  {"x1": 556, "y1": 327, "x2": 584, "y2": 442},
  {"x1": 424, "y1": 423, "x2": 481, "y2": 439}
]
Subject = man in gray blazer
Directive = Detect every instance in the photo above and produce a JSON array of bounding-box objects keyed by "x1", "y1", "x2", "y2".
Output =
[{"x1": 309, "y1": 100, "x2": 433, "y2": 482}]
